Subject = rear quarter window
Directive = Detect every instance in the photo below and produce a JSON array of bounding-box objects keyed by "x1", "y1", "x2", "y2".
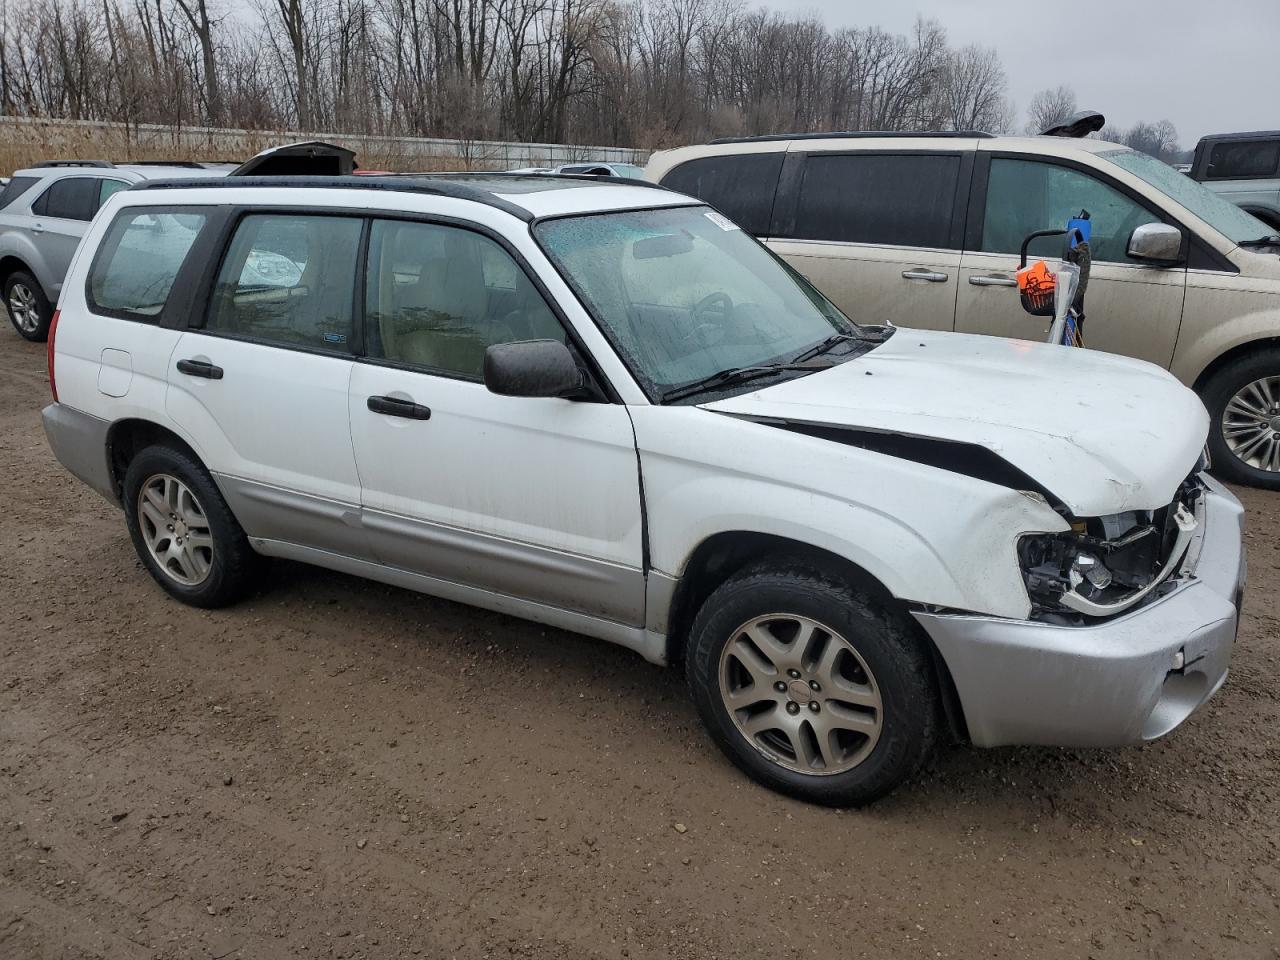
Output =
[
  {"x1": 87, "y1": 208, "x2": 209, "y2": 321},
  {"x1": 659, "y1": 153, "x2": 784, "y2": 235}
]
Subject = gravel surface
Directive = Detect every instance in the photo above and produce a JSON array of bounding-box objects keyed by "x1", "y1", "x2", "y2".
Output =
[{"x1": 1, "y1": 329, "x2": 1277, "y2": 959}]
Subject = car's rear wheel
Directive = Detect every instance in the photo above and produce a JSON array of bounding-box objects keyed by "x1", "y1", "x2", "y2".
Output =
[
  {"x1": 123, "y1": 445, "x2": 264, "y2": 607},
  {"x1": 1202, "y1": 348, "x2": 1280, "y2": 490},
  {"x1": 685, "y1": 560, "x2": 939, "y2": 806},
  {"x1": 4, "y1": 270, "x2": 52, "y2": 342}
]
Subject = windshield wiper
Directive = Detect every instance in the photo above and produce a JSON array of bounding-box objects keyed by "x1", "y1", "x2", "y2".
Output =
[
  {"x1": 789, "y1": 332, "x2": 862, "y2": 364},
  {"x1": 1238, "y1": 235, "x2": 1280, "y2": 248},
  {"x1": 660, "y1": 362, "x2": 824, "y2": 404}
]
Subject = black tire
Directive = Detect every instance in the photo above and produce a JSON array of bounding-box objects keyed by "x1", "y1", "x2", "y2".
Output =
[
  {"x1": 685, "y1": 560, "x2": 939, "y2": 807},
  {"x1": 1201, "y1": 347, "x2": 1280, "y2": 490},
  {"x1": 4, "y1": 270, "x2": 53, "y2": 342},
  {"x1": 122, "y1": 444, "x2": 265, "y2": 607}
]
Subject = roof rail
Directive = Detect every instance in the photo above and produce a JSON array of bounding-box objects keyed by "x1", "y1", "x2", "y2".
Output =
[
  {"x1": 709, "y1": 130, "x2": 994, "y2": 144},
  {"x1": 423, "y1": 171, "x2": 673, "y2": 192},
  {"x1": 116, "y1": 160, "x2": 213, "y2": 169},
  {"x1": 32, "y1": 159, "x2": 115, "y2": 168}
]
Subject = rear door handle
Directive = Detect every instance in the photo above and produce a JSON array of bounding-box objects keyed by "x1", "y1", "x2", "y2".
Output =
[
  {"x1": 367, "y1": 395, "x2": 431, "y2": 420},
  {"x1": 968, "y1": 274, "x2": 1017, "y2": 287},
  {"x1": 901, "y1": 269, "x2": 948, "y2": 282},
  {"x1": 176, "y1": 358, "x2": 224, "y2": 379}
]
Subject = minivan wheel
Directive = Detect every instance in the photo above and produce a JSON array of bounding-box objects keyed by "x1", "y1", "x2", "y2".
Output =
[
  {"x1": 4, "y1": 270, "x2": 52, "y2": 341},
  {"x1": 1202, "y1": 348, "x2": 1280, "y2": 490},
  {"x1": 685, "y1": 561, "x2": 939, "y2": 806},
  {"x1": 123, "y1": 445, "x2": 264, "y2": 607}
]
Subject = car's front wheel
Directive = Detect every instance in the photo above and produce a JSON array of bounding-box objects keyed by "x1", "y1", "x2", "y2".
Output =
[
  {"x1": 4, "y1": 270, "x2": 53, "y2": 342},
  {"x1": 122, "y1": 445, "x2": 265, "y2": 607},
  {"x1": 1202, "y1": 348, "x2": 1280, "y2": 490},
  {"x1": 685, "y1": 560, "x2": 939, "y2": 806}
]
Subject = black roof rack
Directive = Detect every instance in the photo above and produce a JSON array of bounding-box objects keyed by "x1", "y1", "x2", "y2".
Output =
[
  {"x1": 117, "y1": 160, "x2": 214, "y2": 169},
  {"x1": 420, "y1": 171, "x2": 671, "y2": 191},
  {"x1": 133, "y1": 172, "x2": 672, "y2": 222},
  {"x1": 709, "y1": 130, "x2": 994, "y2": 144},
  {"x1": 32, "y1": 159, "x2": 114, "y2": 168}
]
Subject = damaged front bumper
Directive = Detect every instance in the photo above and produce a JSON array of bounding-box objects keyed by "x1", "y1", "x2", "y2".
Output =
[{"x1": 912, "y1": 474, "x2": 1246, "y2": 748}]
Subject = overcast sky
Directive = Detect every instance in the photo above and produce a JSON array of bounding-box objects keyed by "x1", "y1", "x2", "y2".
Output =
[{"x1": 764, "y1": 0, "x2": 1278, "y2": 146}]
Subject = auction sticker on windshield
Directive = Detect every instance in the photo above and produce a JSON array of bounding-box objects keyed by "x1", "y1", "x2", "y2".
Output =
[{"x1": 704, "y1": 210, "x2": 739, "y2": 231}]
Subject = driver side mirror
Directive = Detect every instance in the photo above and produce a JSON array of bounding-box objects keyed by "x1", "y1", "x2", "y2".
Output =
[
  {"x1": 483, "y1": 340, "x2": 586, "y2": 398},
  {"x1": 1127, "y1": 223, "x2": 1183, "y2": 265}
]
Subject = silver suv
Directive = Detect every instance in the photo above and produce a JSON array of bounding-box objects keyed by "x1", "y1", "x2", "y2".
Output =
[{"x1": 0, "y1": 161, "x2": 228, "y2": 341}]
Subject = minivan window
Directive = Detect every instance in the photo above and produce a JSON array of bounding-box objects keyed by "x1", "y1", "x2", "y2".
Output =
[
  {"x1": 205, "y1": 214, "x2": 362, "y2": 351},
  {"x1": 365, "y1": 219, "x2": 566, "y2": 378},
  {"x1": 1101, "y1": 148, "x2": 1269, "y2": 245},
  {"x1": 99, "y1": 179, "x2": 130, "y2": 206},
  {"x1": 88, "y1": 209, "x2": 208, "y2": 320},
  {"x1": 0, "y1": 175, "x2": 39, "y2": 210},
  {"x1": 981, "y1": 158, "x2": 1155, "y2": 263},
  {"x1": 659, "y1": 153, "x2": 784, "y2": 235},
  {"x1": 1206, "y1": 139, "x2": 1280, "y2": 180},
  {"x1": 31, "y1": 177, "x2": 101, "y2": 221},
  {"x1": 792, "y1": 154, "x2": 960, "y2": 249},
  {"x1": 536, "y1": 205, "x2": 859, "y2": 398}
]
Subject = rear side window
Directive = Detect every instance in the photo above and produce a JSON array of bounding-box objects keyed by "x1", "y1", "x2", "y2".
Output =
[
  {"x1": 88, "y1": 209, "x2": 209, "y2": 320},
  {"x1": 205, "y1": 214, "x2": 362, "y2": 351},
  {"x1": 792, "y1": 154, "x2": 961, "y2": 249},
  {"x1": 1207, "y1": 139, "x2": 1280, "y2": 180},
  {"x1": 0, "y1": 176, "x2": 39, "y2": 210},
  {"x1": 659, "y1": 153, "x2": 784, "y2": 235},
  {"x1": 31, "y1": 177, "x2": 102, "y2": 221}
]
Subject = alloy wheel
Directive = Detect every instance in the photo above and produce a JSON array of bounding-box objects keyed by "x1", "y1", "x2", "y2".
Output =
[
  {"x1": 137, "y1": 474, "x2": 214, "y2": 586},
  {"x1": 1222, "y1": 376, "x2": 1280, "y2": 473},
  {"x1": 7, "y1": 283, "x2": 39, "y2": 334},
  {"x1": 718, "y1": 614, "x2": 882, "y2": 775}
]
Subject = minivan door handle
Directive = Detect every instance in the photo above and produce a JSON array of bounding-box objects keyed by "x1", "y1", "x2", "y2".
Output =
[
  {"x1": 176, "y1": 358, "x2": 224, "y2": 379},
  {"x1": 968, "y1": 274, "x2": 1017, "y2": 287},
  {"x1": 367, "y1": 395, "x2": 431, "y2": 420},
  {"x1": 901, "y1": 269, "x2": 948, "y2": 282}
]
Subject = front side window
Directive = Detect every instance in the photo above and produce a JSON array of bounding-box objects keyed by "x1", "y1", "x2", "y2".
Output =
[
  {"x1": 981, "y1": 158, "x2": 1158, "y2": 263},
  {"x1": 1207, "y1": 139, "x2": 1280, "y2": 180},
  {"x1": 32, "y1": 177, "x2": 101, "y2": 221},
  {"x1": 792, "y1": 153, "x2": 961, "y2": 249},
  {"x1": 88, "y1": 209, "x2": 208, "y2": 320},
  {"x1": 0, "y1": 175, "x2": 39, "y2": 210},
  {"x1": 365, "y1": 219, "x2": 566, "y2": 378},
  {"x1": 660, "y1": 153, "x2": 784, "y2": 235},
  {"x1": 206, "y1": 214, "x2": 362, "y2": 350},
  {"x1": 536, "y1": 205, "x2": 859, "y2": 397}
]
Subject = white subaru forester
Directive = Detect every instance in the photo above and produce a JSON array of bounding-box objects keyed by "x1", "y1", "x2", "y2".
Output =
[{"x1": 43, "y1": 173, "x2": 1246, "y2": 805}]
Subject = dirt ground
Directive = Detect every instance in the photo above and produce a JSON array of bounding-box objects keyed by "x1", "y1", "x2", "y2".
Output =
[{"x1": 0, "y1": 328, "x2": 1277, "y2": 960}]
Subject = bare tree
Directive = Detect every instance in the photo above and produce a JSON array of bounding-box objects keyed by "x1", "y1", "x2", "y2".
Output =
[{"x1": 1024, "y1": 84, "x2": 1076, "y2": 135}]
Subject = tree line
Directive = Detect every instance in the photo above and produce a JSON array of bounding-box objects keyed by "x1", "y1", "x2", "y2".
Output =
[
  {"x1": 0, "y1": 0, "x2": 1185, "y2": 158},
  {"x1": 0, "y1": 0, "x2": 1019, "y2": 147}
]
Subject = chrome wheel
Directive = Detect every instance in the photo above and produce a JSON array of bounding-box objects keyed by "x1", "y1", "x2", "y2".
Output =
[
  {"x1": 137, "y1": 474, "x2": 214, "y2": 586},
  {"x1": 7, "y1": 282, "x2": 40, "y2": 334},
  {"x1": 1222, "y1": 376, "x2": 1280, "y2": 472},
  {"x1": 718, "y1": 614, "x2": 882, "y2": 776}
]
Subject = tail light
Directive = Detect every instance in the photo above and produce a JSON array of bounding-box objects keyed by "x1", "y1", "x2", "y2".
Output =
[{"x1": 47, "y1": 309, "x2": 60, "y2": 402}]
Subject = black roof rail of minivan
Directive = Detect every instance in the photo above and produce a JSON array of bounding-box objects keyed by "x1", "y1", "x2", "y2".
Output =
[
  {"x1": 708, "y1": 130, "x2": 995, "y2": 144},
  {"x1": 32, "y1": 160, "x2": 115, "y2": 168}
]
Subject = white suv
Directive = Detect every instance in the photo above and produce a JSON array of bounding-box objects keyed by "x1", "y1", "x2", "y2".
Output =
[{"x1": 42, "y1": 173, "x2": 1245, "y2": 805}]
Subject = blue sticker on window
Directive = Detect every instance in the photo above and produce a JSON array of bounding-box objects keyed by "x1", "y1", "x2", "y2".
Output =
[{"x1": 323, "y1": 332, "x2": 347, "y2": 344}]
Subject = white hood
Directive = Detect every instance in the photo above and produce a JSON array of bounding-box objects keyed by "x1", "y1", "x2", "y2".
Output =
[{"x1": 703, "y1": 330, "x2": 1207, "y2": 517}]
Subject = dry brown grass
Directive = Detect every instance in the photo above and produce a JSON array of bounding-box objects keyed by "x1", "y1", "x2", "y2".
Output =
[{"x1": 0, "y1": 120, "x2": 514, "y2": 175}]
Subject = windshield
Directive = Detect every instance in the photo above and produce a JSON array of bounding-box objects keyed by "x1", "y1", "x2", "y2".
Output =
[
  {"x1": 1101, "y1": 148, "x2": 1271, "y2": 244},
  {"x1": 534, "y1": 205, "x2": 861, "y2": 398}
]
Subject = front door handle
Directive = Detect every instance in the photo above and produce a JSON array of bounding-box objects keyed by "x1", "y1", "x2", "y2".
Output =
[
  {"x1": 176, "y1": 358, "x2": 224, "y2": 379},
  {"x1": 901, "y1": 269, "x2": 948, "y2": 282},
  {"x1": 367, "y1": 395, "x2": 431, "y2": 420},
  {"x1": 968, "y1": 274, "x2": 1017, "y2": 287},
  {"x1": 30, "y1": 223, "x2": 44, "y2": 235}
]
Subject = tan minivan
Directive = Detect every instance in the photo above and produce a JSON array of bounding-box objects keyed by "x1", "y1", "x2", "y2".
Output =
[{"x1": 646, "y1": 133, "x2": 1280, "y2": 488}]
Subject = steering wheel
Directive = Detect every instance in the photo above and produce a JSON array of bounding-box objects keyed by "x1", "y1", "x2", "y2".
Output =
[{"x1": 682, "y1": 292, "x2": 734, "y2": 348}]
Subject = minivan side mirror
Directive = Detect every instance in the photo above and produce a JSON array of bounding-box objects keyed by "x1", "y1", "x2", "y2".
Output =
[
  {"x1": 484, "y1": 340, "x2": 585, "y2": 398},
  {"x1": 1127, "y1": 223, "x2": 1183, "y2": 265}
]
